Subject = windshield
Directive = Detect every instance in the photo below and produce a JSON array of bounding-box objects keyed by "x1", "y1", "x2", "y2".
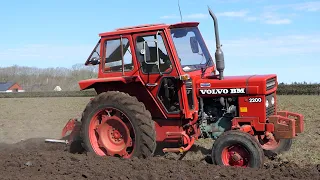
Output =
[{"x1": 170, "y1": 27, "x2": 213, "y2": 72}]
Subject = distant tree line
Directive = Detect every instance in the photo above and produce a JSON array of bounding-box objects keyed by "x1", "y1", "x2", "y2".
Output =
[
  {"x1": 0, "y1": 65, "x2": 319, "y2": 95},
  {"x1": 277, "y1": 82, "x2": 320, "y2": 95},
  {"x1": 0, "y1": 64, "x2": 97, "y2": 91}
]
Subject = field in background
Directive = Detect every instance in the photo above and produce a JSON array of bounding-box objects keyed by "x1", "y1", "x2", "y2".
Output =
[
  {"x1": 0, "y1": 95, "x2": 319, "y2": 165},
  {"x1": 275, "y1": 95, "x2": 320, "y2": 165},
  {"x1": 0, "y1": 90, "x2": 96, "y2": 98}
]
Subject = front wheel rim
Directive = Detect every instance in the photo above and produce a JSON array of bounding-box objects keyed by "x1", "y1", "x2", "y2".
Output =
[
  {"x1": 221, "y1": 144, "x2": 250, "y2": 167},
  {"x1": 88, "y1": 107, "x2": 135, "y2": 158}
]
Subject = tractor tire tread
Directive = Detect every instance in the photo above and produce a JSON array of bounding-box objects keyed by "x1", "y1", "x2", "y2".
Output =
[
  {"x1": 212, "y1": 130, "x2": 265, "y2": 168},
  {"x1": 80, "y1": 91, "x2": 156, "y2": 158}
]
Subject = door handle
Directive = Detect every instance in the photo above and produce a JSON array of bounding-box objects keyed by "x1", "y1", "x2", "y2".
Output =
[{"x1": 146, "y1": 83, "x2": 158, "y2": 87}]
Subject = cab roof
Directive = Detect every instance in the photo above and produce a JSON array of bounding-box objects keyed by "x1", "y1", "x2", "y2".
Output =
[{"x1": 99, "y1": 22, "x2": 199, "y2": 37}]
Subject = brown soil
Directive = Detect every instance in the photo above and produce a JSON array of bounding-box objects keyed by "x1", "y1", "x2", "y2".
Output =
[
  {"x1": 0, "y1": 96, "x2": 319, "y2": 179},
  {"x1": 0, "y1": 138, "x2": 318, "y2": 180}
]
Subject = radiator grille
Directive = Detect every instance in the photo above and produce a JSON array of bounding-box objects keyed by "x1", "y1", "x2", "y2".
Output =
[{"x1": 266, "y1": 78, "x2": 276, "y2": 91}]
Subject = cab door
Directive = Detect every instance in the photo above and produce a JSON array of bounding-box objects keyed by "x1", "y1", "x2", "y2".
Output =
[{"x1": 132, "y1": 30, "x2": 184, "y2": 119}]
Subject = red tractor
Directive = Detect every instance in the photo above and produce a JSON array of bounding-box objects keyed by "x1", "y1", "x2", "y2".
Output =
[{"x1": 53, "y1": 8, "x2": 304, "y2": 168}]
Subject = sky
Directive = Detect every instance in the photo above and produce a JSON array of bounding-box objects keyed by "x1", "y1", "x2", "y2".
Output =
[{"x1": 0, "y1": 0, "x2": 319, "y2": 83}]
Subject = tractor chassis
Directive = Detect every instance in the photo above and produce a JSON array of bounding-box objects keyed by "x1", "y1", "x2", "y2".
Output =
[{"x1": 45, "y1": 110, "x2": 303, "y2": 157}]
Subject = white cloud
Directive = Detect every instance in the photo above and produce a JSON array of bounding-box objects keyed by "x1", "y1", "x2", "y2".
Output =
[
  {"x1": 214, "y1": 9, "x2": 291, "y2": 25},
  {"x1": 259, "y1": 2, "x2": 320, "y2": 25},
  {"x1": 161, "y1": 1, "x2": 319, "y2": 25},
  {"x1": 265, "y1": 1, "x2": 320, "y2": 12},
  {"x1": 264, "y1": 18, "x2": 291, "y2": 25},
  {"x1": 160, "y1": 9, "x2": 292, "y2": 25},
  {"x1": 217, "y1": 10, "x2": 249, "y2": 17},
  {"x1": 212, "y1": 1, "x2": 320, "y2": 25},
  {"x1": 256, "y1": 11, "x2": 292, "y2": 25},
  {"x1": 293, "y1": 1, "x2": 320, "y2": 12},
  {"x1": 160, "y1": 15, "x2": 180, "y2": 19}
]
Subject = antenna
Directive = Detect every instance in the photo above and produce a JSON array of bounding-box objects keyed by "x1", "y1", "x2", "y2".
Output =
[{"x1": 178, "y1": 0, "x2": 183, "y2": 22}]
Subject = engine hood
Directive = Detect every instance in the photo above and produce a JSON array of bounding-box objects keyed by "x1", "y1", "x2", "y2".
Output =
[{"x1": 195, "y1": 74, "x2": 277, "y2": 96}]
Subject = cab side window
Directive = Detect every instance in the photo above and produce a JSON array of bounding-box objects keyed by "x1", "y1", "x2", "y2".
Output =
[
  {"x1": 135, "y1": 34, "x2": 172, "y2": 74},
  {"x1": 104, "y1": 38, "x2": 133, "y2": 72}
]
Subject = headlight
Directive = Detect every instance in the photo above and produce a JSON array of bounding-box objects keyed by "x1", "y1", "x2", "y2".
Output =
[
  {"x1": 271, "y1": 97, "x2": 275, "y2": 105},
  {"x1": 265, "y1": 99, "x2": 269, "y2": 108}
]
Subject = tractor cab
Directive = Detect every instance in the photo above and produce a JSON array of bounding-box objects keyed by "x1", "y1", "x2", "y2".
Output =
[
  {"x1": 85, "y1": 22, "x2": 214, "y2": 76},
  {"x1": 83, "y1": 22, "x2": 216, "y2": 119}
]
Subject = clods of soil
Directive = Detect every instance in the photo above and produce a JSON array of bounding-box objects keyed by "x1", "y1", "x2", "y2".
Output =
[{"x1": 0, "y1": 138, "x2": 319, "y2": 180}]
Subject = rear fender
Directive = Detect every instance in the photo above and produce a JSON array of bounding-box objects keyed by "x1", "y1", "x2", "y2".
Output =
[
  {"x1": 78, "y1": 76, "x2": 140, "y2": 90},
  {"x1": 78, "y1": 76, "x2": 167, "y2": 119}
]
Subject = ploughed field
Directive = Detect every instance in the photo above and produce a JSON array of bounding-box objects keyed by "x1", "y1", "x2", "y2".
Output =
[{"x1": 0, "y1": 96, "x2": 319, "y2": 179}]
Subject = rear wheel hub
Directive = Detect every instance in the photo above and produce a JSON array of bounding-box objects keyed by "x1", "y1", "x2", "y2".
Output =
[{"x1": 89, "y1": 108, "x2": 134, "y2": 158}]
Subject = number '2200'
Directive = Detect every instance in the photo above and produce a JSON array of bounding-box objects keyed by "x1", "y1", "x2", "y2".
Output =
[{"x1": 248, "y1": 98, "x2": 262, "y2": 103}]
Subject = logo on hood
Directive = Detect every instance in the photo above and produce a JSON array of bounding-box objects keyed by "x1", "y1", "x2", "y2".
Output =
[
  {"x1": 200, "y1": 88, "x2": 246, "y2": 95},
  {"x1": 200, "y1": 83, "x2": 211, "y2": 87}
]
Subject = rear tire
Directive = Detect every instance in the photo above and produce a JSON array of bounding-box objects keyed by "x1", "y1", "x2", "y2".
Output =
[
  {"x1": 212, "y1": 130, "x2": 264, "y2": 168},
  {"x1": 80, "y1": 91, "x2": 156, "y2": 158}
]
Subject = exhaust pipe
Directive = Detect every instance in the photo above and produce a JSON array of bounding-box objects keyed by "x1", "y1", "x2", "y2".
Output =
[{"x1": 208, "y1": 7, "x2": 225, "y2": 80}]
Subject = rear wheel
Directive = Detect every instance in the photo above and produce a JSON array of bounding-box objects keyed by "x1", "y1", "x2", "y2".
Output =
[
  {"x1": 212, "y1": 130, "x2": 264, "y2": 168},
  {"x1": 80, "y1": 91, "x2": 156, "y2": 158}
]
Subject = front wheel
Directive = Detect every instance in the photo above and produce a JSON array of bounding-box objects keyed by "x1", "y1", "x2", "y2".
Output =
[
  {"x1": 260, "y1": 137, "x2": 292, "y2": 154},
  {"x1": 80, "y1": 91, "x2": 157, "y2": 158},
  {"x1": 212, "y1": 130, "x2": 264, "y2": 168}
]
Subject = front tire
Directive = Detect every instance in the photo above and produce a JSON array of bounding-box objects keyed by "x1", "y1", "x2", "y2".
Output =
[
  {"x1": 80, "y1": 91, "x2": 156, "y2": 158},
  {"x1": 261, "y1": 138, "x2": 292, "y2": 154},
  {"x1": 212, "y1": 130, "x2": 264, "y2": 168}
]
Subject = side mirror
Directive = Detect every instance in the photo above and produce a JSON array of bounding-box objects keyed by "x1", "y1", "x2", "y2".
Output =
[
  {"x1": 190, "y1": 36, "x2": 199, "y2": 54},
  {"x1": 88, "y1": 57, "x2": 100, "y2": 65}
]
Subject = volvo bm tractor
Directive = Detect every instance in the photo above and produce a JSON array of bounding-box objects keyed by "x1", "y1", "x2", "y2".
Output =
[{"x1": 48, "y1": 8, "x2": 304, "y2": 168}]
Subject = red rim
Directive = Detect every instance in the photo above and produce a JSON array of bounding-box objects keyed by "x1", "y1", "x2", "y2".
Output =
[
  {"x1": 221, "y1": 144, "x2": 250, "y2": 167},
  {"x1": 88, "y1": 107, "x2": 135, "y2": 158}
]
